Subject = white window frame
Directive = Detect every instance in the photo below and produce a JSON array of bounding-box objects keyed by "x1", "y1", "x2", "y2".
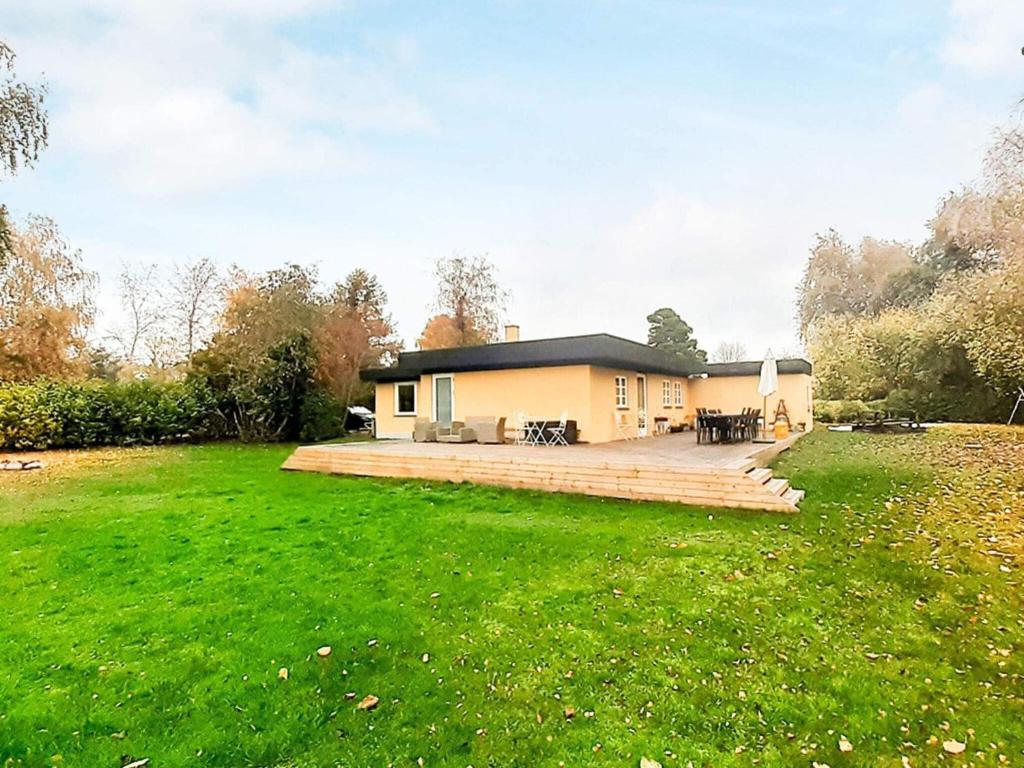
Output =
[
  {"x1": 673, "y1": 381, "x2": 683, "y2": 407},
  {"x1": 662, "y1": 380, "x2": 672, "y2": 407},
  {"x1": 394, "y1": 381, "x2": 418, "y2": 416},
  {"x1": 614, "y1": 375, "x2": 628, "y2": 409}
]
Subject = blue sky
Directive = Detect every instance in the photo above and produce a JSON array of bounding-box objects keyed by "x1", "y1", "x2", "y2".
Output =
[{"x1": 2, "y1": 0, "x2": 1021, "y2": 356}]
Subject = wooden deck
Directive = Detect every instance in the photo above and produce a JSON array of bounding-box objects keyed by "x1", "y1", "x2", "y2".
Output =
[{"x1": 282, "y1": 432, "x2": 806, "y2": 512}]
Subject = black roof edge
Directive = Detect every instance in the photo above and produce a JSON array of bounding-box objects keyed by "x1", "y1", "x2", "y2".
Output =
[
  {"x1": 360, "y1": 335, "x2": 811, "y2": 382},
  {"x1": 705, "y1": 358, "x2": 812, "y2": 377}
]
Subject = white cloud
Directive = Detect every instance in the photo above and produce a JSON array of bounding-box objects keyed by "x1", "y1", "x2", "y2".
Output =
[
  {"x1": 2, "y1": 0, "x2": 431, "y2": 195},
  {"x1": 942, "y1": 0, "x2": 1023, "y2": 76}
]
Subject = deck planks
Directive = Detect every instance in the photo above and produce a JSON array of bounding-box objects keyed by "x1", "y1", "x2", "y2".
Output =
[{"x1": 281, "y1": 433, "x2": 805, "y2": 512}]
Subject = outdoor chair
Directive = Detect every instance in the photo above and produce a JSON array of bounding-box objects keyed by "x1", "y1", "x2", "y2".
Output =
[
  {"x1": 437, "y1": 421, "x2": 477, "y2": 443},
  {"x1": 546, "y1": 411, "x2": 569, "y2": 446},
  {"x1": 614, "y1": 411, "x2": 635, "y2": 441},
  {"x1": 513, "y1": 411, "x2": 542, "y2": 445},
  {"x1": 746, "y1": 409, "x2": 761, "y2": 441},
  {"x1": 413, "y1": 418, "x2": 438, "y2": 442},
  {"x1": 696, "y1": 409, "x2": 713, "y2": 444},
  {"x1": 467, "y1": 416, "x2": 506, "y2": 444}
]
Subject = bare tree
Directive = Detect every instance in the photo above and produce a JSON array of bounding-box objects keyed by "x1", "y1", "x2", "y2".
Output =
[
  {"x1": 712, "y1": 341, "x2": 747, "y2": 363},
  {"x1": 426, "y1": 254, "x2": 508, "y2": 346},
  {"x1": 110, "y1": 263, "x2": 163, "y2": 364},
  {"x1": 169, "y1": 257, "x2": 222, "y2": 360},
  {"x1": 0, "y1": 41, "x2": 48, "y2": 177}
]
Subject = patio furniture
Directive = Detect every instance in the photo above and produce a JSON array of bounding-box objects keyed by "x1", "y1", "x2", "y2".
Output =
[
  {"x1": 437, "y1": 421, "x2": 477, "y2": 443},
  {"x1": 696, "y1": 409, "x2": 713, "y2": 444},
  {"x1": 614, "y1": 411, "x2": 635, "y2": 440},
  {"x1": 467, "y1": 416, "x2": 506, "y2": 444},
  {"x1": 746, "y1": 408, "x2": 761, "y2": 441},
  {"x1": 513, "y1": 411, "x2": 544, "y2": 445},
  {"x1": 528, "y1": 418, "x2": 579, "y2": 444},
  {"x1": 413, "y1": 418, "x2": 438, "y2": 442},
  {"x1": 546, "y1": 411, "x2": 570, "y2": 446}
]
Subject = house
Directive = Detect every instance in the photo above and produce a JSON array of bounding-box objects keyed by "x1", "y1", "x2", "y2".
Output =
[{"x1": 361, "y1": 326, "x2": 813, "y2": 443}]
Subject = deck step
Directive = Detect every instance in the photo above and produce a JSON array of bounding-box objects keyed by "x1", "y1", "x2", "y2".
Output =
[
  {"x1": 747, "y1": 467, "x2": 772, "y2": 485},
  {"x1": 782, "y1": 488, "x2": 805, "y2": 506},
  {"x1": 282, "y1": 444, "x2": 804, "y2": 513}
]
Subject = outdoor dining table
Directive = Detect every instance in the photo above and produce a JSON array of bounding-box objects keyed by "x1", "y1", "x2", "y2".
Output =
[
  {"x1": 701, "y1": 413, "x2": 749, "y2": 444},
  {"x1": 525, "y1": 419, "x2": 578, "y2": 445}
]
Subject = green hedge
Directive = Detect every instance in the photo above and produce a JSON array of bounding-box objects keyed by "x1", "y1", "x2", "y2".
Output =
[{"x1": 0, "y1": 378, "x2": 227, "y2": 450}]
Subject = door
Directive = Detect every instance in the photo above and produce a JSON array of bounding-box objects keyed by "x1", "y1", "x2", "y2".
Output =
[
  {"x1": 433, "y1": 374, "x2": 454, "y2": 425},
  {"x1": 636, "y1": 374, "x2": 648, "y2": 437}
]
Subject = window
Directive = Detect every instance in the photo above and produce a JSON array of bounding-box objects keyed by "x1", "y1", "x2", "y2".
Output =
[
  {"x1": 394, "y1": 382, "x2": 417, "y2": 415},
  {"x1": 673, "y1": 381, "x2": 683, "y2": 407},
  {"x1": 662, "y1": 380, "x2": 672, "y2": 406},
  {"x1": 614, "y1": 376, "x2": 628, "y2": 408}
]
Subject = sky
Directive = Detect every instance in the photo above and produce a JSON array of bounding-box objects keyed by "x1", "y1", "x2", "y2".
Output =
[{"x1": 1, "y1": 0, "x2": 1022, "y2": 358}]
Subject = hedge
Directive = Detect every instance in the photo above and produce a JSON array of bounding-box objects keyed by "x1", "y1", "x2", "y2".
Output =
[{"x1": 0, "y1": 378, "x2": 227, "y2": 450}]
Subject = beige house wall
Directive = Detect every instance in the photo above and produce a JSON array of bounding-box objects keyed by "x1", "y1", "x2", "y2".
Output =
[
  {"x1": 688, "y1": 373, "x2": 814, "y2": 430},
  {"x1": 587, "y1": 367, "x2": 692, "y2": 443},
  {"x1": 373, "y1": 366, "x2": 812, "y2": 442},
  {"x1": 374, "y1": 366, "x2": 592, "y2": 440}
]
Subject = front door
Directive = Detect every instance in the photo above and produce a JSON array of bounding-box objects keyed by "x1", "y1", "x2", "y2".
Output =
[
  {"x1": 636, "y1": 374, "x2": 648, "y2": 437},
  {"x1": 433, "y1": 374, "x2": 454, "y2": 426}
]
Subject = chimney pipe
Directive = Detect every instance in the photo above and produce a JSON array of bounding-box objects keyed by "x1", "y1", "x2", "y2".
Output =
[{"x1": 504, "y1": 324, "x2": 520, "y2": 343}]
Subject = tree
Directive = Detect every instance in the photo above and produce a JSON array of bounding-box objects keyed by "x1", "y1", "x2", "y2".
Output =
[
  {"x1": 938, "y1": 265, "x2": 1024, "y2": 396},
  {"x1": 195, "y1": 264, "x2": 326, "y2": 441},
  {"x1": 169, "y1": 257, "x2": 222, "y2": 360},
  {"x1": 418, "y1": 313, "x2": 475, "y2": 350},
  {"x1": 646, "y1": 307, "x2": 706, "y2": 364},
  {"x1": 423, "y1": 254, "x2": 507, "y2": 347},
  {"x1": 0, "y1": 215, "x2": 95, "y2": 381},
  {"x1": 110, "y1": 263, "x2": 164, "y2": 365},
  {"x1": 315, "y1": 269, "x2": 400, "y2": 419},
  {"x1": 0, "y1": 205, "x2": 13, "y2": 268},
  {"x1": 0, "y1": 41, "x2": 48, "y2": 177},
  {"x1": 712, "y1": 341, "x2": 747, "y2": 363}
]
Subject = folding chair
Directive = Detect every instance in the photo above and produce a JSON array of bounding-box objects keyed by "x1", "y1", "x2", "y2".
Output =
[
  {"x1": 514, "y1": 411, "x2": 543, "y2": 446},
  {"x1": 547, "y1": 411, "x2": 569, "y2": 446},
  {"x1": 614, "y1": 411, "x2": 634, "y2": 440}
]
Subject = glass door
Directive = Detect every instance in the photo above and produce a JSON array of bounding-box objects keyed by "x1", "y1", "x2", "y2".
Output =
[
  {"x1": 636, "y1": 374, "x2": 648, "y2": 437},
  {"x1": 433, "y1": 374, "x2": 454, "y2": 425}
]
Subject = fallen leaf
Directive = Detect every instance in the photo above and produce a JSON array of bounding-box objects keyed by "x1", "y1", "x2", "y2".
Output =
[
  {"x1": 421, "y1": 653, "x2": 430, "y2": 663},
  {"x1": 357, "y1": 694, "x2": 379, "y2": 711},
  {"x1": 838, "y1": 735, "x2": 853, "y2": 752},
  {"x1": 277, "y1": 667, "x2": 288, "y2": 680},
  {"x1": 317, "y1": 646, "x2": 332, "y2": 657},
  {"x1": 942, "y1": 739, "x2": 966, "y2": 755},
  {"x1": 639, "y1": 758, "x2": 662, "y2": 768},
  {"x1": 564, "y1": 706, "x2": 575, "y2": 719}
]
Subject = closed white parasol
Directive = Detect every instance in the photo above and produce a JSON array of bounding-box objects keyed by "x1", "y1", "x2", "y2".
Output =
[{"x1": 756, "y1": 349, "x2": 778, "y2": 441}]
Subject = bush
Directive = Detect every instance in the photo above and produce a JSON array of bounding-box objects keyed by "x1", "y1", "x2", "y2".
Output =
[
  {"x1": 0, "y1": 378, "x2": 225, "y2": 450},
  {"x1": 813, "y1": 399, "x2": 875, "y2": 424}
]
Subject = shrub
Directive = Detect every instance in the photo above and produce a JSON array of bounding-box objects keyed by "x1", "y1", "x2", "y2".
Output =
[
  {"x1": 0, "y1": 378, "x2": 224, "y2": 450},
  {"x1": 813, "y1": 399, "x2": 874, "y2": 424}
]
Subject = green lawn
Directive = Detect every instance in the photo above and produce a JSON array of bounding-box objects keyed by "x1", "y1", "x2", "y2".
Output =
[{"x1": 2, "y1": 428, "x2": 1022, "y2": 767}]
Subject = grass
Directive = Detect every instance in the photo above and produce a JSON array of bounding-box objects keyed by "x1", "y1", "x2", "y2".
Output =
[{"x1": 1, "y1": 427, "x2": 1022, "y2": 767}]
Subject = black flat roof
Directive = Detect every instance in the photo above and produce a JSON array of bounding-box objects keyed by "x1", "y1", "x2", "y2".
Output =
[
  {"x1": 362, "y1": 333, "x2": 812, "y2": 382},
  {"x1": 706, "y1": 359, "x2": 812, "y2": 377}
]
